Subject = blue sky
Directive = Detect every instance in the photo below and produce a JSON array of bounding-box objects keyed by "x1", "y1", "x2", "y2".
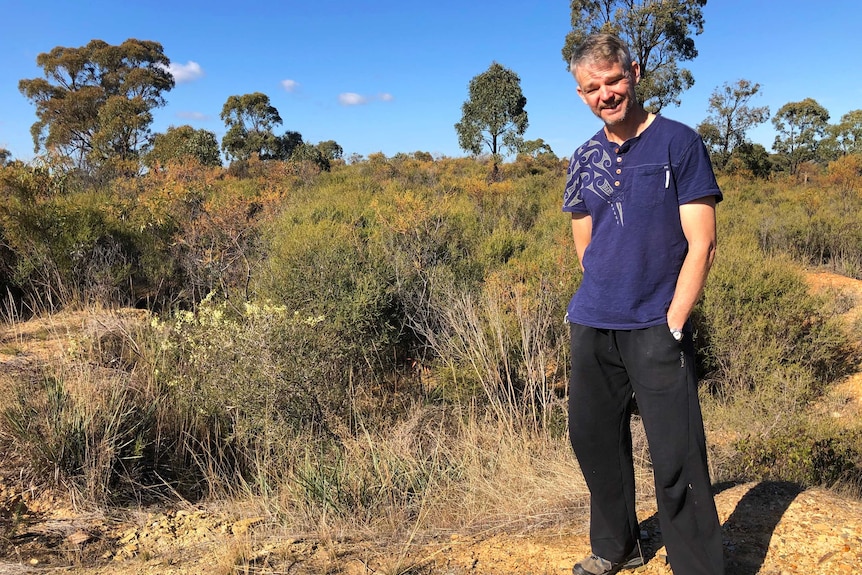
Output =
[{"x1": 1, "y1": 0, "x2": 860, "y2": 163}]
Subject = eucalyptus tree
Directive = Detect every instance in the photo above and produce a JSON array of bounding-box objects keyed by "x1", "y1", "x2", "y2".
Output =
[
  {"x1": 697, "y1": 79, "x2": 770, "y2": 169},
  {"x1": 18, "y1": 38, "x2": 174, "y2": 176},
  {"x1": 561, "y1": 0, "x2": 707, "y2": 112},
  {"x1": 291, "y1": 142, "x2": 331, "y2": 171},
  {"x1": 220, "y1": 92, "x2": 284, "y2": 161},
  {"x1": 454, "y1": 62, "x2": 528, "y2": 176},
  {"x1": 317, "y1": 140, "x2": 344, "y2": 161},
  {"x1": 826, "y1": 109, "x2": 862, "y2": 157},
  {"x1": 772, "y1": 98, "x2": 830, "y2": 175},
  {"x1": 520, "y1": 138, "x2": 556, "y2": 159},
  {"x1": 727, "y1": 142, "x2": 773, "y2": 178}
]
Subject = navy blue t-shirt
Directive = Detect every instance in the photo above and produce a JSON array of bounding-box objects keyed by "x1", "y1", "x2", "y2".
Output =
[{"x1": 562, "y1": 115, "x2": 722, "y2": 329}]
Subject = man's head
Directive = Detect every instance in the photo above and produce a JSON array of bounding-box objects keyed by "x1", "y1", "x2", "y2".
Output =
[{"x1": 570, "y1": 34, "x2": 642, "y2": 128}]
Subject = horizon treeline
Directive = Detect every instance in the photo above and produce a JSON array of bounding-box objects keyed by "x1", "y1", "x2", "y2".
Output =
[{"x1": 3, "y1": 37, "x2": 862, "y2": 185}]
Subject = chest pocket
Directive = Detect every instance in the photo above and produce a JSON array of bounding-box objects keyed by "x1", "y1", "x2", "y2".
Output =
[{"x1": 629, "y1": 165, "x2": 669, "y2": 208}]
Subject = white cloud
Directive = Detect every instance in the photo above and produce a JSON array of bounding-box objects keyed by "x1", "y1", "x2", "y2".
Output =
[
  {"x1": 160, "y1": 61, "x2": 204, "y2": 83},
  {"x1": 339, "y1": 92, "x2": 368, "y2": 106},
  {"x1": 281, "y1": 79, "x2": 300, "y2": 92},
  {"x1": 338, "y1": 92, "x2": 394, "y2": 106}
]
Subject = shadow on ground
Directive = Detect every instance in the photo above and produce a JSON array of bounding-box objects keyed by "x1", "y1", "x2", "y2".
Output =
[
  {"x1": 635, "y1": 481, "x2": 804, "y2": 574},
  {"x1": 718, "y1": 481, "x2": 804, "y2": 574}
]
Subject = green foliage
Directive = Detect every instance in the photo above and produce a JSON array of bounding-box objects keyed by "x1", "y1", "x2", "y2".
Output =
[
  {"x1": 261, "y1": 214, "x2": 394, "y2": 349},
  {"x1": 772, "y1": 98, "x2": 830, "y2": 174},
  {"x1": 519, "y1": 138, "x2": 556, "y2": 159},
  {"x1": 151, "y1": 298, "x2": 360, "y2": 487},
  {"x1": 696, "y1": 177, "x2": 861, "y2": 493},
  {"x1": 220, "y1": 92, "x2": 292, "y2": 162},
  {"x1": 750, "y1": 169, "x2": 862, "y2": 278},
  {"x1": 2, "y1": 152, "x2": 862, "y2": 514},
  {"x1": 698, "y1": 233, "x2": 850, "y2": 403},
  {"x1": 0, "y1": 188, "x2": 136, "y2": 307},
  {"x1": 18, "y1": 38, "x2": 174, "y2": 177},
  {"x1": 279, "y1": 130, "x2": 304, "y2": 160},
  {"x1": 725, "y1": 142, "x2": 773, "y2": 178},
  {"x1": 478, "y1": 225, "x2": 527, "y2": 266},
  {"x1": 0, "y1": 158, "x2": 274, "y2": 311},
  {"x1": 290, "y1": 142, "x2": 331, "y2": 171},
  {"x1": 454, "y1": 62, "x2": 528, "y2": 164},
  {"x1": 562, "y1": 0, "x2": 707, "y2": 111},
  {"x1": 729, "y1": 422, "x2": 861, "y2": 489},
  {"x1": 697, "y1": 79, "x2": 770, "y2": 170},
  {"x1": 824, "y1": 109, "x2": 862, "y2": 158},
  {"x1": 0, "y1": 160, "x2": 71, "y2": 202},
  {"x1": 146, "y1": 125, "x2": 222, "y2": 168},
  {"x1": 316, "y1": 140, "x2": 344, "y2": 161}
]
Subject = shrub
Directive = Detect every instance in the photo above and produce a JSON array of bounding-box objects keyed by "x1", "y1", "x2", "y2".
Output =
[
  {"x1": 0, "y1": 190, "x2": 142, "y2": 309},
  {"x1": 727, "y1": 421, "x2": 861, "y2": 490},
  {"x1": 259, "y1": 214, "x2": 398, "y2": 366},
  {"x1": 740, "y1": 169, "x2": 862, "y2": 279},
  {"x1": 149, "y1": 296, "x2": 375, "y2": 495},
  {"x1": 698, "y1": 234, "x2": 851, "y2": 404}
]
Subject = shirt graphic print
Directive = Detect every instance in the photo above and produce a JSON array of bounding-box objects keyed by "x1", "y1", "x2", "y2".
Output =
[{"x1": 564, "y1": 138, "x2": 624, "y2": 226}]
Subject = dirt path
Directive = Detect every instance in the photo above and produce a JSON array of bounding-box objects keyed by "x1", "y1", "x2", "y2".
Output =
[
  {"x1": 1, "y1": 270, "x2": 861, "y2": 574},
  {"x1": 5, "y1": 481, "x2": 857, "y2": 574}
]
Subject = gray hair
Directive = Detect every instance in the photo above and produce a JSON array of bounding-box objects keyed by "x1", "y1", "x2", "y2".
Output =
[{"x1": 570, "y1": 33, "x2": 635, "y2": 77}]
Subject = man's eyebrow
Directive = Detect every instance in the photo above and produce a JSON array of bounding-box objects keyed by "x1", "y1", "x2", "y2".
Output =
[{"x1": 581, "y1": 72, "x2": 626, "y2": 89}]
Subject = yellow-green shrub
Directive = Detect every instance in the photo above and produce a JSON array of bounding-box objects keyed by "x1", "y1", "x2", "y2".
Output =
[{"x1": 698, "y1": 233, "x2": 851, "y2": 403}]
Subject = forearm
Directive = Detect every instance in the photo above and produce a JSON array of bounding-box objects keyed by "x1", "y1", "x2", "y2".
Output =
[
  {"x1": 571, "y1": 213, "x2": 592, "y2": 272},
  {"x1": 667, "y1": 198, "x2": 718, "y2": 330},
  {"x1": 666, "y1": 242, "x2": 715, "y2": 329}
]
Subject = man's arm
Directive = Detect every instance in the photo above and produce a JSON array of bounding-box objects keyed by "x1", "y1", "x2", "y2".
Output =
[
  {"x1": 571, "y1": 212, "x2": 592, "y2": 272},
  {"x1": 666, "y1": 196, "x2": 717, "y2": 331}
]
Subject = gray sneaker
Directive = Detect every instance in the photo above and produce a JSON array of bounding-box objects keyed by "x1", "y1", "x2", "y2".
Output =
[{"x1": 572, "y1": 551, "x2": 644, "y2": 575}]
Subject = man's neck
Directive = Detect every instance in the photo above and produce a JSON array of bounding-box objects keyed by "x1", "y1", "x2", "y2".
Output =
[{"x1": 604, "y1": 107, "x2": 654, "y2": 145}]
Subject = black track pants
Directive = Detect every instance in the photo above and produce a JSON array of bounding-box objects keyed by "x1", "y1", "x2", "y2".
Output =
[{"x1": 568, "y1": 323, "x2": 724, "y2": 575}]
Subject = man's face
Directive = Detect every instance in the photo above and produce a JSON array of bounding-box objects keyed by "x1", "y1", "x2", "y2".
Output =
[{"x1": 574, "y1": 59, "x2": 640, "y2": 126}]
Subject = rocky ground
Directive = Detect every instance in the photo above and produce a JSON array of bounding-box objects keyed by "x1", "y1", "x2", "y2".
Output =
[{"x1": 0, "y1": 270, "x2": 860, "y2": 575}]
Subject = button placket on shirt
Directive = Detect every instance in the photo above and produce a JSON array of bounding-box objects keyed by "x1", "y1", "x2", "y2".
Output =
[{"x1": 614, "y1": 148, "x2": 623, "y2": 188}]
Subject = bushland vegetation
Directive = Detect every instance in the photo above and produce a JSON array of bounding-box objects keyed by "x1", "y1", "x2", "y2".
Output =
[{"x1": 0, "y1": 152, "x2": 860, "y2": 542}]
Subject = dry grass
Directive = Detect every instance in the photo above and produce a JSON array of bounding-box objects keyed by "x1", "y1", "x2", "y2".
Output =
[
  {"x1": 7, "y1": 267, "x2": 857, "y2": 566},
  {"x1": 0, "y1": 301, "x2": 669, "y2": 557}
]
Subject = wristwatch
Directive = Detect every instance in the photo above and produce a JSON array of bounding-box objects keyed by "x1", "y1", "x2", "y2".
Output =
[{"x1": 670, "y1": 328, "x2": 683, "y2": 342}]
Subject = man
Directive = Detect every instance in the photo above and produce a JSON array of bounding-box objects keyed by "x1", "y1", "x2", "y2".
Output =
[{"x1": 562, "y1": 33, "x2": 724, "y2": 575}]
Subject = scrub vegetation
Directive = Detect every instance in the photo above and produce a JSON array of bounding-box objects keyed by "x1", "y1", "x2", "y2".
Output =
[{"x1": 1, "y1": 152, "x2": 860, "y2": 546}]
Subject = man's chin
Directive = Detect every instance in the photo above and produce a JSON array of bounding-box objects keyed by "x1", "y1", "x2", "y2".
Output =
[{"x1": 601, "y1": 111, "x2": 626, "y2": 126}]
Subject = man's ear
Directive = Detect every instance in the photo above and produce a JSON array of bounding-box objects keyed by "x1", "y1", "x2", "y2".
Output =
[{"x1": 631, "y1": 61, "x2": 641, "y2": 85}]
